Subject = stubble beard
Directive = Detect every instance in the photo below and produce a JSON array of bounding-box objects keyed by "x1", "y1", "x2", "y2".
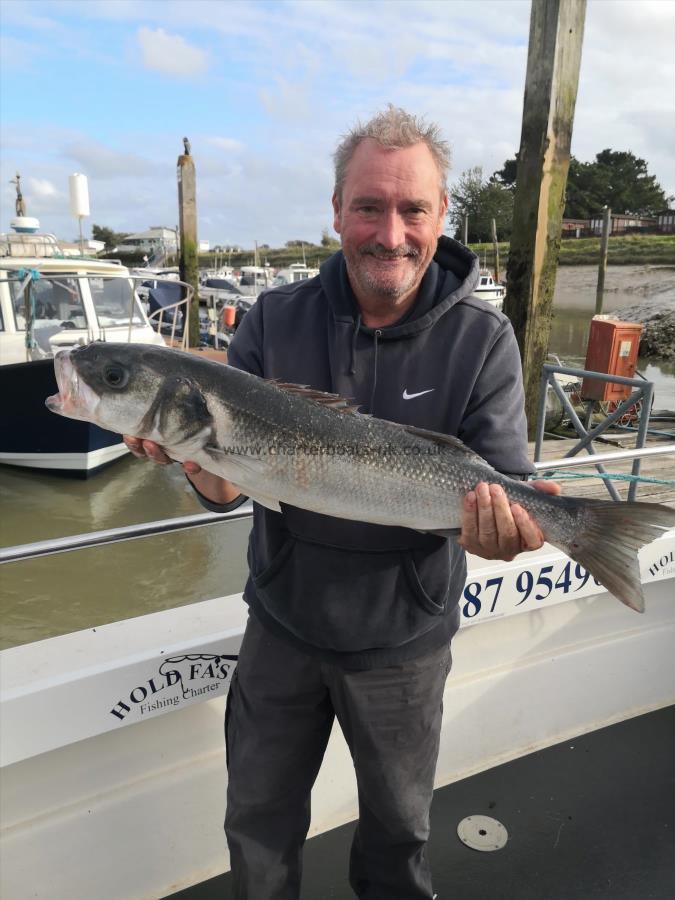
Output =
[{"x1": 346, "y1": 243, "x2": 425, "y2": 301}]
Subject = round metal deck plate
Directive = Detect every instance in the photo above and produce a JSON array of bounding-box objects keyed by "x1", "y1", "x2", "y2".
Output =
[{"x1": 457, "y1": 815, "x2": 508, "y2": 851}]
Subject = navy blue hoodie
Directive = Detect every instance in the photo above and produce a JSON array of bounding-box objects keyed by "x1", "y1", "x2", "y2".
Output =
[{"x1": 200, "y1": 237, "x2": 532, "y2": 669}]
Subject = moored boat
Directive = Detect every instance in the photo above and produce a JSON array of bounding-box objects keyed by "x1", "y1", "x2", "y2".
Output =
[
  {"x1": 271, "y1": 262, "x2": 320, "y2": 287},
  {"x1": 0, "y1": 226, "x2": 180, "y2": 476},
  {"x1": 471, "y1": 268, "x2": 505, "y2": 310}
]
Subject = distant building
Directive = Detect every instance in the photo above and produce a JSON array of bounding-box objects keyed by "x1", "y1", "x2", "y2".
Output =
[
  {"x1": 58, "y1": 239, "x2": 106, "y2": 257},
  {"x1": 589, "y1": 213, "x2": 656, "y2": 235},
  {"x1": 656, "y1": 210, "x2": 675, "y2": 234},
  {"x1": 114, "y1": 226, "x2": 178, "y2": 254},
  {"x1": 199, "y1": 240, "x2": 210, "y2": 252},
  {"x1": 561, "y1": 218, "x2": 590, "y2": 238}
]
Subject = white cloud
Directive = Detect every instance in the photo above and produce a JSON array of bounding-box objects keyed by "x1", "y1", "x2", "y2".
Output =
[
  {"x1": 137, "y1": 27, "x2": 209, "y2": 78},
  {"x1": 207, "y1": 137, "x2": 245, "y2": 153},
  {"x1": 0, "y1": 35, "x2": 44, "y2": 68},
  {"x1": 27, "y1": 177, "x2": 59, "y2": 198},
  {"x1": 63, "y1": 140, "x2": 157, "y2": 179},
  {"x1": 259, "y1": 77, "x2": 311, "y2": 121}
]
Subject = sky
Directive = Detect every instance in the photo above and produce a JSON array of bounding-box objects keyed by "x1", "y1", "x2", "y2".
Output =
[{"x1": 1, "y1": 0, "x2": 674, "y2": 248}]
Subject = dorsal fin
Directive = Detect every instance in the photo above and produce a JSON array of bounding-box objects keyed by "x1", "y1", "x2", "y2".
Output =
[
  {"x1": 403, "y1": 424, "x2": 495, "y2": 467},
  {"x1": 267, "y1": 380, "x2": 365, "y2": 415}
]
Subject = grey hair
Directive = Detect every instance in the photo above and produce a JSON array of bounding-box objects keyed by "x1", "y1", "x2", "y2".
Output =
[{"x1": 333, "y1": 104, "x2": 451, "y2": 198}]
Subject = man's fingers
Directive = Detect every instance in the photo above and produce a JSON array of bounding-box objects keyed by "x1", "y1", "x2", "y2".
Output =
[
  {"x1": 530, "y1": 478, "x2": 562, "y2": 496},
  {"x1": 511, "y1": 504, "x2": 544, "y2": 551},
  {"x1": 490, "y1": 484, "x2": 520, "y2": 554},
  {"x1": 476, "y1": 482, "x2": 498, "y2": 540},
  {"x1": 143, "y1": 440, "x2": 173, "y2": 465},
  {"x1": 459, "y1": 490, "x2": 478, "y2": 548},
  {"x1": 123, "y1": 435, "x2": 146, "y2": 459},
  {"x1": 123, "y1": 436, "x2": 173, "y2": 466},
  {"x1": 459, "y1": 482, "x2": 547, "y2": 559}
]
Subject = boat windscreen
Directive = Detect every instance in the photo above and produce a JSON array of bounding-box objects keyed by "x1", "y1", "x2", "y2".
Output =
[
  {"x1": 90, "y1": 276, "x2": 144, "y2": 326},
  {"x1": 9, "y1": 274, "x2": 87, "y2": 332}
]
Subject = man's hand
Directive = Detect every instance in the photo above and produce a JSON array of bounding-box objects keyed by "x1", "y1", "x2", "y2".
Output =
[
  {"x1": 458, "y1": 480, "x2": 562, "y2": 561},
  {"x1": 123, "y1": 436, "x2": 202, "y2": 475},
  {"x1": 123, "y1": 435, "x2": 240, "y2": 505}
]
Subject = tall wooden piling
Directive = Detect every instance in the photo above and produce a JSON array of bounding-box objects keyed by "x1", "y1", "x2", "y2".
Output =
[
  {"x1": 177, "y1": 138, "x2": 200, "y2": 347},
  {"x1": 504, "y1": 0, "x2": 586, "y2": 437},
  {"x1": 595, "y1": 205, "x2": 611, "y2": 314}
]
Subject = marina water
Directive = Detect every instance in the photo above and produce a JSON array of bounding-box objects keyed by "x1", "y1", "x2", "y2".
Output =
[{"x1": 2, "y1": 264, "x2": 674, "y2": 650}]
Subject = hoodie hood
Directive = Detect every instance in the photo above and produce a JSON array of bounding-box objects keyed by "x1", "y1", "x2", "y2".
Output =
[{"x1": 319, "y1": 235, "x2": 482, "y2": 411}]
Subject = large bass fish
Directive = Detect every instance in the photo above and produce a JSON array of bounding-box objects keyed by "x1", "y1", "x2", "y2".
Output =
[{"x1": 46, "y1": 343, "x2": 675, "y2": 613}]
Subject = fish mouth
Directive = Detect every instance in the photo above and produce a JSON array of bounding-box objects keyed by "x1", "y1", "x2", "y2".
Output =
[{"x1": 45, "y1": 349, "x2": 99, "y2": 420}]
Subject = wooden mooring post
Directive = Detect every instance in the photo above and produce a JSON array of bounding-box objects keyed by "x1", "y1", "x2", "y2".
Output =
[
  {"x1": 504, "y1": 0, "x2": 586, "y2": 438},
  {"x1": 595, "y1": 205, "x2": 611, "y2": 314},
  {"x1": 177, "y1": 137, "x2": 200, "y2": 347}
]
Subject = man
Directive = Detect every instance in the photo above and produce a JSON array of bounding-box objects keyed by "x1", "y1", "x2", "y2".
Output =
[{"x1": 126, "y1": 106, "x2": 559, "y2": 899}]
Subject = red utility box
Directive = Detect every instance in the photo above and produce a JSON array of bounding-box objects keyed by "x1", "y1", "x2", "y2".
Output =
[{"x1": 581, "y1": 316, "x2": 643, "y2": 401}]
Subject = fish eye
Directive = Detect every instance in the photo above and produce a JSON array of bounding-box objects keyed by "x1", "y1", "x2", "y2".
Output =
[{"x1": 103, "y1": 365, "x2": 128, "y2": 389}]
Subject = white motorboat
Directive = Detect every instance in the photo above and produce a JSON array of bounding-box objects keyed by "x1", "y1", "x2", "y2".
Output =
[
  {"x1": 271, "y1": 262, "x2": 320, "y2": 287},
  {"x1": 0, "y1": 226, "x2": 176, "y2": 476},
  {"x1": 1, "y1": 443, "x2": 674, "y2": 899},
  {"x1": 471, "y1": 269, "x2": 505, "y2": 310},
  {"x1": 238, "y1": 265, "x2": 274, "y2": 296}
]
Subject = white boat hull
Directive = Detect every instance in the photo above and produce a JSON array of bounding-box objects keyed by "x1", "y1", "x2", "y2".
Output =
[
  {"x1": 1, "y1": 536, "x2": 674, "y2": 899},
  {"x1": 0, "y1": 442, "x2": 129, "y2": 473}
]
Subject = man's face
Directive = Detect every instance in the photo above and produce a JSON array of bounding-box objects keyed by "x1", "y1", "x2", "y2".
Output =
[{"x1": 332, "y1": 139, "x2": 448, "y2": 308}]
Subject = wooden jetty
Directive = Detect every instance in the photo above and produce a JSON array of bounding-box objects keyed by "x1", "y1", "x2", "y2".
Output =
[{"x1": 531, "y1": 430, "x2": 675, "y2": 507}]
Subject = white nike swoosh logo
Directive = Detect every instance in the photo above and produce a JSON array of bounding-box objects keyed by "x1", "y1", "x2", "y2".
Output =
[{"x1": 402, "y1": 388, "x2": 435, "y2": 400}]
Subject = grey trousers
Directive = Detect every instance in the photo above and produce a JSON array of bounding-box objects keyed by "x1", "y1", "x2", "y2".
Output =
[{"x1": 224, "y1": 614, "x2": 452, "y2": 899}]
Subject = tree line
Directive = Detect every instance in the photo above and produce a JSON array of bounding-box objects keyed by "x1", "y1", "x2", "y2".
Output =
[{"x1": 449, "y1": 149, "x2": 670, "y2": 244}]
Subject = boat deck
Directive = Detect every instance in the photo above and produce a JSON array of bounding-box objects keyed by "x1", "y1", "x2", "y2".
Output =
[
  {"x1": 531, "y1": 431, "x2": 675, "y2": 507},
  {"x1": 167, "y1": 704, "x2": 675, "y2": 900}
]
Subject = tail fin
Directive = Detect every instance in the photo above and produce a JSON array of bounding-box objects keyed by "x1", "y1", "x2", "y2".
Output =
[{"x1": 556, "y1": 500, "x2": 675, "y2": 613}]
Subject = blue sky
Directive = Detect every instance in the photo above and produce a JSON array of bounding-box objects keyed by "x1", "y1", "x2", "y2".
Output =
[{"x1": 1, "y1": 0, "x2": 674, "y2": 248}]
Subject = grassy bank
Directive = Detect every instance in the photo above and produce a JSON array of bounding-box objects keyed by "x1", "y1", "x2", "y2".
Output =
[
  {"x1": 467, "y1": 232, "x2": 675, "y2": 270},
  {"x1": 210, "y1": 232, "x2": 674, "y2": 271}
]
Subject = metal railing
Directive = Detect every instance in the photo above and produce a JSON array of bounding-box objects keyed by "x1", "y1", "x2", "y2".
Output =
[
  {"x1": 146, "y1": 293, "x2": 191, "y2": 349},
  {"x1": 535, "y1": 364, "x2": 655, "y2": 501},
  {"x1": 3, "y1": 268, "x2": 195, "y2": 354},
  {"x1": 0, "y1": 504, "x2": 254, "y2": 565}
]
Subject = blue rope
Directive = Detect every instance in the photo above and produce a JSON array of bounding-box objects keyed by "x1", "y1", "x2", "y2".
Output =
[
  {"x1": 16, "y1": 269, "x2": 41, "y2": 351},
  {"x1": 536, "y1": 470, "x2": 675, "y2": 486},
  {"x1": 16, "y1": 267, "x2": 41, "y2": 282}
]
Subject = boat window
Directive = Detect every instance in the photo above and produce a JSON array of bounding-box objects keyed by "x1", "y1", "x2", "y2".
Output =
[
  {"x1": 9, "y1": 274, "x2": 86, "y2": 332},
  {"x1": 480, "y1": 277, "x2": 488, "y2": 285},
  {"x1": 90, "y1": 277, "x2": 144, "y2": 327}
]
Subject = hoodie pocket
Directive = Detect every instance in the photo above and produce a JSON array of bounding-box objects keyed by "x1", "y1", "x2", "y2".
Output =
[{"x1": 253, "y1": 535, "x2": 451, "y2": 652}]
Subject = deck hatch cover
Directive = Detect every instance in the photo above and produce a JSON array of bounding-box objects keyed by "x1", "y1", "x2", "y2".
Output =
[{"x1": 457, "y1": 815, "x2": 508, "y2": 851}]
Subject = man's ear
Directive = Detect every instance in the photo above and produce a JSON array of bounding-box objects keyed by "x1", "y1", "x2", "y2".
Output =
[
  {"x1": 332, "y1": 191, "x2": 341, "y2": 235},
  {"x1": 437, "y1": 192, "x2": 449, "y2": 237}
]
